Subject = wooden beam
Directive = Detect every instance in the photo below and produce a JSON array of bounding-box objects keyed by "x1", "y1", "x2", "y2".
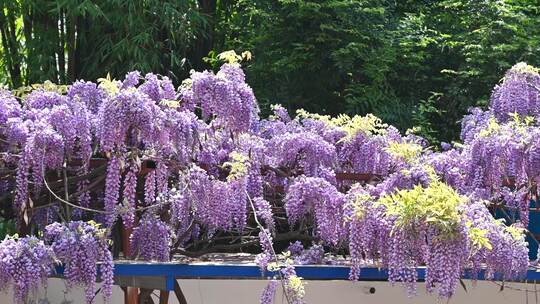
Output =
[
  {"x1": 159, "y1": 290, "x2": 170, "y2": 304},
  {"x1": 124, "y1": 286, "x2": 139, "y2": 304},
  {"x1": 174, "y1": 280, "x2": 188, "y2": 304},
  {"x1": 139, "y1": 288, "x2": 155, "y2": 304}
]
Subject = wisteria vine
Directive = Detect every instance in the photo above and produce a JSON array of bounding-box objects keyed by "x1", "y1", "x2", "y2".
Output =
[{"x1": 0, "y1": 56, "x2": 538, "y2": 303}]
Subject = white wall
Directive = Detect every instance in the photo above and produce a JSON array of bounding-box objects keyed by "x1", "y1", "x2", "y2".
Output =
[{"x1": 0, "y1": 278, "x2": 534, "y2": 303}]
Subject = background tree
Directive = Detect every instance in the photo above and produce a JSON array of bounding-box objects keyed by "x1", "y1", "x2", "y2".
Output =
[
  {"x1": 390, "y1": 0, "x2": 540, "y2": 142},
  {"x1": 0, "y1": 0, "x2": 206, "y2": 86},
  {"x1": 1, "y1": 0, "x2": 540, "y2": 142}
]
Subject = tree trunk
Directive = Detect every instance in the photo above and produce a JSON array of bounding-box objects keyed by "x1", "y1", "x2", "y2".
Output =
[
  {"x1": 66, "y1": 13, "x2": 77, "y2": 82},
  {"x1": 191, "y1": 0, "x2": 217, "y2": 70},
  {"x1": 22, "y1": 4, "x2": 33, "y2": 86},
  {"x1": 0, "y1": 5, "x2": 22, "y2": 88},
  {"x1": 58, "y1": 9, "x2": 66, "y2": 84}
]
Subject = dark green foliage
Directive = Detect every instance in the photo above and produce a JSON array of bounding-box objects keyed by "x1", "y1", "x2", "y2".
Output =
[
  {"x1": 1, "y1": 0, "x2": 540, "y2": 142},
  {"x1": 223, "y1": 1, "x2": 397, "y2": 121},
  {"x1": 0, "y1": 218, "x2": 15, "y2": 240},
  {"x1": 216, "y1": 0, "x2": 540, "y2": 140},
  {"x1": 390, "y1": 0, "x2": 540, "y2": 142}
]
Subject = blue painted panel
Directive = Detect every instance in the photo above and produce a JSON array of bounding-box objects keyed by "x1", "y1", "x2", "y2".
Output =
[
  {"x1": 55, "y1": 262, "x2": 540, "y2": 291},
  {"x1": 528, "y1": 200, "x2": 540, "y2": 260},
  {"x1": 493, "y1": 200, "x2": 540, "y2": 260}
]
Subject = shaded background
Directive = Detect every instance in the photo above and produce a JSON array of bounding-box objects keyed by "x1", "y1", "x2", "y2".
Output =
[{"x1": 1, "y1": 0, "x2": 540, "y2": 143}]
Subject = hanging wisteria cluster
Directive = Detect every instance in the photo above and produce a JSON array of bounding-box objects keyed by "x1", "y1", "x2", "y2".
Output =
[
  {"x1": 0, "y1": 56, "x2": 539, "y2": 303},
  {"x1": 44, "y1": 221, "x2": 114, "y2": 304},
  {"x1": 0, "y1": 236, "x2": 54, "y2": 304}
]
